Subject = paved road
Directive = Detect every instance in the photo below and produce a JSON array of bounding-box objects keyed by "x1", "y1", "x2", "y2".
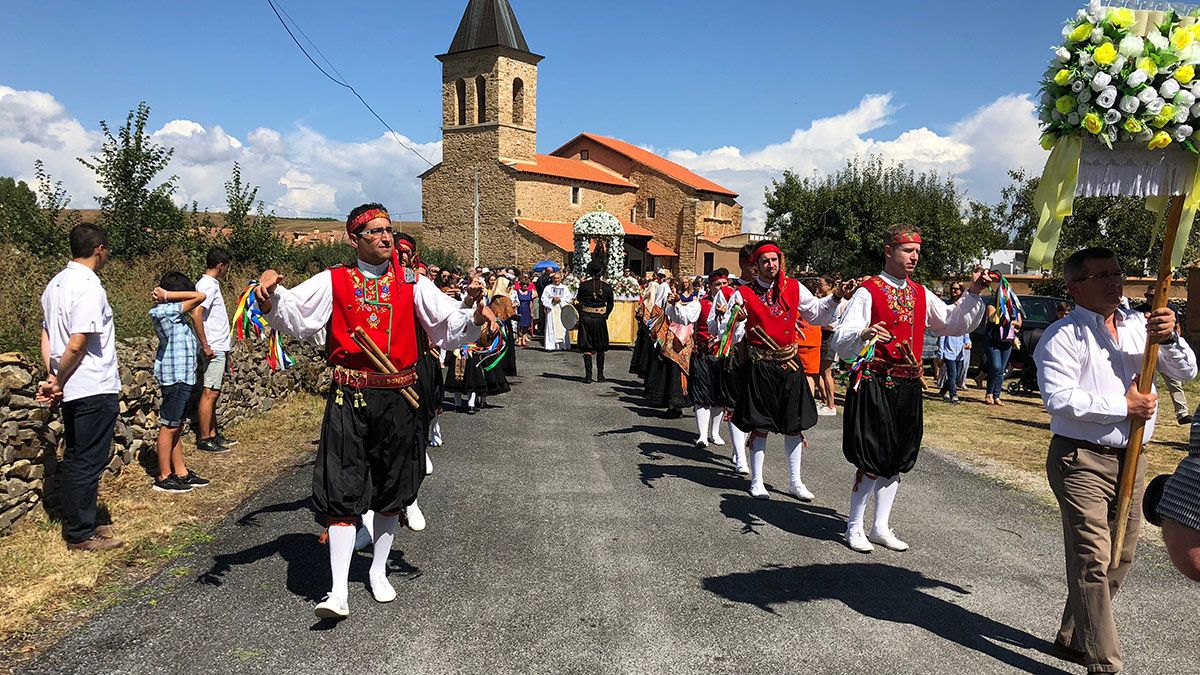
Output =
[{"x1": 25, "y1": 349, "x2": 1200, "y2": 674}]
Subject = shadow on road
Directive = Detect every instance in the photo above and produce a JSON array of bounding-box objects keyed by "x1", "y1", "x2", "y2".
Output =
[
  {"x1": 638, "y1": 440, "x2": 724, "y2": 466},
  {"x1": 539, "y1": 371, "x2": 585, "y2": 384},
  {"x1": 702, "y1": 562, "x2": 1069, "y2": 675},
  {"x1": 236, "y1": 496, "x2": 313, "y2": 528},
  {"x1": 597, "y1": 423, "x2": 696, "y2": 444},
  {"x1": 718, "y1": 493, "x2": 845, "y2": 542},
  {"x1": 638, "y1": 462, "x2": 744, "y2": 491}
]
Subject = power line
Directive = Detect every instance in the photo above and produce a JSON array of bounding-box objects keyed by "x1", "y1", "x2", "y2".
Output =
[{"x1": 264, "y1": 0, "x2": 435, "y2": 168}]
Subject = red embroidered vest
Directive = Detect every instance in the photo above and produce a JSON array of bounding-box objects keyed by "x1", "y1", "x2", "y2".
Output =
[
  {"x1": 696, "y1": 297, "x2": 713, "y2": 343},
  {"x1": 737, "y1": 278, "x2": 801, "y2": 349},
  {"x1": 328, "y1": 265, "x2": 419, "y2": 371},
  {"x1": 864, "y1": 276, "x2": 927, "y2": 364}
]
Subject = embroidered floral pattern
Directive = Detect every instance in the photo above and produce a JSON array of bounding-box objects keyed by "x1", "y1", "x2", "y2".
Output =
[
  {"x1": 752, "y1": 284, "x2": 787, "y2": 318},
  {"x1": 870, "y1": 277, "x2": 915, "y2": 325}
]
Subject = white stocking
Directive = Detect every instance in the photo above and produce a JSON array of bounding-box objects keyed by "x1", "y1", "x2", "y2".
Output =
[
  {"x1": 327, "y1": 524, "x2": 356, "y2": 599},
  {"x1": 784, "y1": 434, "x2": 804, "y2": 488},
  {"x1": 468, "y1": 392, "x2": 477, "y2": 409},
  {"x1": 711, "y1": 412, "x2": 725, "y2": 444},
  {"x1": 694, "y1": 406, "x2": 712, "y2": 444},
  {"x1": 847, "y1": 473, "x2": 877, "y2": 532},
  {"x1": 370, "y1": 512, "x2": 399, "y2": 581},
  {"x1": 872, "y1": 476, "x2": 900, "y2": 534},
  {"x1": 730, "y1": 423, "x2": 749, "y2": 469},
  {"x1": 748, "y1": 434, "x2": 768, "y2": 489}
]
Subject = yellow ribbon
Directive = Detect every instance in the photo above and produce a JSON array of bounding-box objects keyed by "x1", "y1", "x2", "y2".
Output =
[
  {"x1": 1027, "y1": 136, "x2": 1082, "y2": 271},
  {"x1": 1145, "y1": 154, "x2": 1200, "y2": 269}
]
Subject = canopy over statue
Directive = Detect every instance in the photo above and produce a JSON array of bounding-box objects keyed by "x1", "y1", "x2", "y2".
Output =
[{"x1": 572, "y1": 211, "x2": 626, "y2": 278}]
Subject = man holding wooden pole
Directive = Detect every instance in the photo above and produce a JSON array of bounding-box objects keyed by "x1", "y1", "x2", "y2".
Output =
[
  {"x1": 1034, "y1": 246, "x2": 1196, "y2": 673},
  {"x1": 253, "y1": 202, "x2": 498, "y2": 620}
]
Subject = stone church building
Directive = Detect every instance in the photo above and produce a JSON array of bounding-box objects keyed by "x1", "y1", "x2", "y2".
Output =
[{"x1": 420, "y1": 0, "x2": 744, "y2": 276}]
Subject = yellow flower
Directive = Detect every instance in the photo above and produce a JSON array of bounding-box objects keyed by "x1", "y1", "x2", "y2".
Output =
[
  {"x1": 1173, "y1": 28, "x2": 1195, "y2": 51},
  {"x1": 1094, "y1": 42, "x2": 1118, "y2": 66},
  {"x1": 1153, "y1": 104, "x2": 1176, "y2": 128},
  {"x1": 1176, "y1": 64, "x2": 1196, "y2": 84},
  {"x1": 1056, "y1": 95, "x2": 1077, "y2": 114},
  {"x1": 1083, "y1": 112, "x2": 1105, "y2": 134},
  {"x1": 1124, "y1": 117, "x2": 1144, "y2": 134},
  {"x1": 1040, "y1": 134, "x2": 1058, "y2": 150},
  {"x1": 1109, "y1": 8, "x2": 1136, "y2": 29},
  {"x1": 1137, "y1": 57, "x2": 1159, "y2": 77},
  {"x1": 1068, "y1": 22, "x2": 1093, "y2": 43},
  {"x1": 1149, "y1": 131, "x2": 1173, "y2": 149},
  {"x1": 1192, "y1": 24, "x2": 1200, "y2": 41},
  {"x1": 1054, "y1": 68, "x2": 1073, "y2": 85}
]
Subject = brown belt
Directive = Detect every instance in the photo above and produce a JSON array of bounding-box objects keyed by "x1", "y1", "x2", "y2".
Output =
[
  {"x1": 748, "y1": 343, "x2": 798, "y2": 363},
  {"x1": 581, "y1": 306, "x2": 607, "y2": 315},
  {"x1": 869, "y1": 358, "x2": 923, "y2": 380},
  {"x1": 333, "y1": 365, "x2": 418, "y2": 390},
  {"x1": 1052, "y1": 434, "x2": 1124, "y2": 455}
]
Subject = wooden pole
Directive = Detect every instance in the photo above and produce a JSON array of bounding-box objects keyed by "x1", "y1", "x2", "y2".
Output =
[{"x1": 1111, "y1": 194, "x2": 1185, "y2": 570}]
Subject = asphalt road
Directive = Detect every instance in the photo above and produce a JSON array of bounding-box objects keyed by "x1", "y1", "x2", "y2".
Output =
[{"x1": 24, "y1": 349, "x2": 1200, "y2": 674}]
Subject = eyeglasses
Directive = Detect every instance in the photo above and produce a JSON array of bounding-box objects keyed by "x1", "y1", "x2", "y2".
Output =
[
  {"x1": 356, "y1": 227, "x2": 397, "y2": 239},
  {"x1": 1076, "y1": 271, "x2": 1126, "y2": 284}
]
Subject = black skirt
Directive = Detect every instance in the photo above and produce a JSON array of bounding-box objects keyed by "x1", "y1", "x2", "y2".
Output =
[
  {"x1": 842, "y1": 375, "x2": 923, "y2": 477},
  {"x1": 577, "y1": 312, "x2": 610, "y2": 352},
  {"x1": 732, "y1": 359, "x2": 817, "y2": 436},
  {"x1": 443, "y1": 351, "x2": 486, "y2": 394},
  {"x1": 313, "y1": 386, "x2": 423, "y2": 517},
  {"x1": 644, "y1": 351, "x2": 688, "y2": 409},
  {"x1": 416, "y1": 347, "x2": 444, "y2": 419},
  {"x1": 481, "y1": 352, "x2": 511, "y2": 396},
  {"x1": 500, "y1": 324, "x2": 517, "y2": 376},
  {"x1": 688, "y1": 351, "x2": 727, "y2": 408},
  {"x1": 629, "y1": 323, "x2": 650, "y2": 376}
]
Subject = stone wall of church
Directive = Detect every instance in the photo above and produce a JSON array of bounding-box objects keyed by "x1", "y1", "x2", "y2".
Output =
[
  {"x1": 514, "y1": 176, "x2": 635, "y2": 225},
  {"x1": 422, "y1": 152, "x2": 517, "y2": 268},
  {"x1": 441, "y1": 51, "x2": 538, "y2": 163},
  {"x1": 628, "y1": 166, "x2": 699, "y2": 275}
]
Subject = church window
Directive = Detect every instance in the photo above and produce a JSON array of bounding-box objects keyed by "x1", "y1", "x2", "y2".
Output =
[
  {"x1": 455, "y1": 79, "x2": 467, "y2": 126},
  {"x1": 713, "y1": 201, "x2": 719, "y2": 218},
  {"x1": 647, "y1": 198, "x2": 657, "y2": 219},
  {"x1": 704, "y1": 252, "x2": 715, "y2": 274},
  {"x1": 476, "y1": 75, "x2": 487, "y2": 123},
  {"x1": 512, "y1": 78, "x2": 525, "y2": 125},
  {"x1": 571, "y1": 186, "x2": 581, "y2": 205},
  {"x1": 580, "y1": 150, "x2": 589, "y2": 161}
]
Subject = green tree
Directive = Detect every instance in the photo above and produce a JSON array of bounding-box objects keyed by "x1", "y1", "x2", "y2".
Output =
[
  {"x1": 763, "y1": 157, "x2": 1003, "y2": 280},
  {"x1": 0, "y1": 161, "x2": 77, "y2": 257},
  {"x1": 78, "y1": 102, "x2": 180, "y2": 256},
  {"x1": 223, "y1": 163, "x2": 284, "y2": 268}
]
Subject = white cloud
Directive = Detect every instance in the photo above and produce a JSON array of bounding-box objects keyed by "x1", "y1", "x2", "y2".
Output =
[{"x1": 662, "y1": 93, "x2": 1044, "y2": 232}]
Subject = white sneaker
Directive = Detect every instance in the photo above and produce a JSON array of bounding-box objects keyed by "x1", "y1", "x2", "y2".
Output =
[
  {"x1": 711, "y1": 434, "x2": 726, "y2": 446},
  {"x1": 733, "y1": 461, "x2": 750, "y2": 476},
  {"x1": 405, "y1": 502, "x2": 427, "y2": 532},
  {"x1": 354, "y1": 526, "x2": 372, "y2": 552},
  {"x1": 868, "y1": 527, "x2": 910, "y2": 552},
  {"x1": 817, "y1": 404, "x2": 837, "y2": 417},
  {"x1": 314, "y1": 593, "x2": 350, "y2": 619},
  {"x1": 425, "y1": 453, "x2": 434, "y2": 476},
  {"x1": 788, "y1": 482, "x2": 815, "y2": 502},
  {"x1": 429, "y1": 425, "x2": 443, "y2": 448},
  {"x1": 749, "y1": 483, "x2": 770, "y2": 499},
  {"x1": 369, "y1": 574, "x2": 397, "y2": 603},
  {"x1": 845, "y1": 528, "x2": 874, "y2": 554}
]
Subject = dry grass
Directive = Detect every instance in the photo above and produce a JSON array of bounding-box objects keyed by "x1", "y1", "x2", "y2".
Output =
[
  {"x1": 922, "y1": 374, "x2": 1197, "y2": 486},
  {"x1": 0, "y1": 393, "x2": 323, "y2": 664}
]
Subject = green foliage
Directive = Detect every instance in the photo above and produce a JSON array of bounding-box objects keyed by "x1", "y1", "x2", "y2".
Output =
[
  {"x1": 0, "y1": 161, "x2": 78, "y2": 257},
  {"x1": 78, "y1": 102, "x2": 180, "y2": 256},
  {"x1": 1030, "y1": 276, "x2": 1068, "y2": 298},
  {"x1": 420, "y1": 245, "x2": 465, "y2": 270},
  {"x1": 223, "y1": 163, "x2": 286, "y2": 268},
  {"x1": 764, "y1": 157, "x2": 1004, "y2": 280}
]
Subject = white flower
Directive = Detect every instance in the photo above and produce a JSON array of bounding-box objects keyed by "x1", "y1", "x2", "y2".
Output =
[
  {"x1": 1039, "y1": 110, "x2": 1053, "y2": 123},
  {"x1": 1176, "y1": 106, "x2": 1191, "y2": 124},
  {"x1": 1079, "y1": 51, "x2": 1093, "y2": 66},
  {"x1": 1109, "y1": 55, "x2": 1127, "y2": 75},
  {"x1": 1096, "y1": 87, "x2": 1118, "y2": 108},
  {"x1": 1078, "y1": 89, "x2": 1093, "y2": 104},
  {"x1": 1091, "y1": 71, "x2": 1112, "y2": 91},
  {"x1": 1175, "y1": 125, "x2": 1194, "y2": 142},
  {"x1": 1119, "y1": 35, "x2": 1145, "y2": 58},
  {"x1": 1082, "y1": 64, "x2": 1098, "y2": 78},
  {"x1": 1104, "y1": 109, "x2": 1122, "y2": 125},
  {"x1": 1128, "y1": 69, "x2": 1149, "y2": 87},
  {"x1": 1042, "y1": 91, "x2": 1056, "y2": 105},
  {"x1": 1146, "y1": 97, "x2": 1166, "y2": 115},
  {"x1": 1176, "y1": 90, "x2": 1197, "y2": 108},
  {"x1": 1137, "y1": 128, "x2": 1155, "y2": 142},
  {"x1": 1088, "y1": 0, "x2": 1102, "y2": 20},
  {"x1": 1052, "y1": 110, "x2": 1065, "y2": 121},
  {"x1": 1119, "y1": 94, "x2": 1141, "y2": 114},
  {"x1": 1068, "y1": 112, "x2": 1081, "y2": 126},
  {"x1": 1090, "y1": 27, "x2": 1105, "y2": 44},
  {"x1": 1138, "y1": 86, "x2": 1159, "y2": 103},
  {"x1": 1149, "y1": 31, "x2": 1169, "y2": 51},
  {"x1": 1072, "y1": 80, "x2": 1087, "y2": 93},
  {"x1": 1077, "y1": 8, "x2": 1089, "y2": 21},
  {"x1": 1161, "y1": 79, "x2": 1181, "y2": 98},
  {"x1": 1181, "y1": 44, "x2": 1200, "y2": 65},
  {"x1": 1056, "y1": 46, "x2": 1073, "y2": 63}
]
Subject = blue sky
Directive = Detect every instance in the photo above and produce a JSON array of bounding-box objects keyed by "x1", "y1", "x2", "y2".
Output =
[{"x1": 0, "y1": 0, "x2": 1085, "y2": 225}]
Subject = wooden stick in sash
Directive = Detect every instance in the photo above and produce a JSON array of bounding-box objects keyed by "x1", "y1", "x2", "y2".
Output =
[
  {"x1": 352, "y1": 327, "x2": 421, "y2": 410},
  {"x1": 896, "y1": 340, "x2": 928, "y2": 390},
  {"x1": 1112, "y1": 194, "x2": 1184, "y2": 570},
  {"x1": 749, "y1": 325, "x2": 800, "y2": 372}
]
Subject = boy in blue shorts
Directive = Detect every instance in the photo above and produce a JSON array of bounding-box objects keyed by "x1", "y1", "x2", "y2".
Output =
[{"x1": 150, "y1": 272, "x2": 210, "y2": 493}]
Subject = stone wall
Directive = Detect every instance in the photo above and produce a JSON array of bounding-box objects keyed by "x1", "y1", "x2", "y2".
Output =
[{"x1": 0, "y1": 337, "x2": 327, "y2": 535}]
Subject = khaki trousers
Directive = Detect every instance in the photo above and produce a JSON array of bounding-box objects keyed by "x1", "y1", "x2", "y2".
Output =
[{"x1": 1046, "y1": 435, "x2": 1146, "y2": 674}]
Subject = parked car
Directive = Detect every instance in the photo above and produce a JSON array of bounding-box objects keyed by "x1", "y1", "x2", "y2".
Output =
[{"x1": 967, "y1": 294, "x2": 1074, "y2": 393}]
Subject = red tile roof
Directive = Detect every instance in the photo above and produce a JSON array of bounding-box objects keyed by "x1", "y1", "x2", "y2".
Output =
[
  {"x1": 619, "y1": 218, "x2": 654, "y2": 237},
  {"x1": 553, "y1": 133, "x2": 738, "y2": 197},
  {"x1": 516, "y1": 218, "x2": 574, "y2": 251},
  {"x1": 646, "y1": 240, "x2": 678, "y2": 258},
  {"x1": 507, "y1": 154, "x2": 635, "y2": 188}
]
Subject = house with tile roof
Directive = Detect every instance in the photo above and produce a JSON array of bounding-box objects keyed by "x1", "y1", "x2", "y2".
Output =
[{"x1": 420, "y1": 0, "x2": 743, "y2": 276}]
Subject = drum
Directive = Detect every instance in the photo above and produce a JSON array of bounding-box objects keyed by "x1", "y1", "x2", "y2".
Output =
[{"x1": 559, "y1": 304, "x2": 579, "y2": 331}]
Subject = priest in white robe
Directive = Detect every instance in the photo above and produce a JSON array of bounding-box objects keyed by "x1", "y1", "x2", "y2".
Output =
[{"x1": 542, "y1": 272, "x2": 574, "y2": 351}]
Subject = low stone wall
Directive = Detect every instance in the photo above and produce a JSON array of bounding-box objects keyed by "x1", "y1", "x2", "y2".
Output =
[{"x1": 0, "y1": 337, "x2": 328, "y2": 535}]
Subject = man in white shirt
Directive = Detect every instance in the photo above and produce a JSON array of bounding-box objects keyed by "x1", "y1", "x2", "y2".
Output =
[
  {"x1": 193, "y1": 247, "x2": 235, "y2": 453},
  {"x1": 37, "y1": 223, "x2": 124, "y2": 551},
  {"x1": 541, "y1": 272, "x2": 573, "y2": 351},
  {"x1": 1034, "y1": 247, "x2": 1196, "y2": 673}
]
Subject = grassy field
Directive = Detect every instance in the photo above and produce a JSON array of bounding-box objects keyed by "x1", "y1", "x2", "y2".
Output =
[{"x1": 0, "y1": 394, "x2": 324, "y2": 667}]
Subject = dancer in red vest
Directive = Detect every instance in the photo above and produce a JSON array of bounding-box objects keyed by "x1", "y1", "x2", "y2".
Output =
[
  {"x1": 256, "y1": 203, "x2": 498, "y2": 619},
  {"x1": 690, "y1": 268, "x2": 735, "y2": 449},
  {"x1": 833, "y1": 224, "x2": 991, "y2": 553},
  {"x1": 724, "y1": 241, "x2": 856, "y2": 501}
]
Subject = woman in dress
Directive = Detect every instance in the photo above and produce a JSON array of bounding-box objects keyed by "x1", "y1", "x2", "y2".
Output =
[{"x1": 515, "y1": 273, "x2": 537, "y2": 347}]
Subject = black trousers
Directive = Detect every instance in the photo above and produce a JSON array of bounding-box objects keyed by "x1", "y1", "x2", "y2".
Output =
[
  {"x1": 842, "y1": 375, "x2": 923, "y2": 476},
  {"x1": 61, "y1": 394, "x2": 119, "y2": 543}
]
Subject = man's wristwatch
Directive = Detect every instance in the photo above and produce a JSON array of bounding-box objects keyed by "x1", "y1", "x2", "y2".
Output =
[{"x1": 1161, "y1": 331, "x2": 1179, "y2": 346}]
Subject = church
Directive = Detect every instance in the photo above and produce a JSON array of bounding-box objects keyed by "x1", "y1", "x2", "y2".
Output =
[{"x1": 420, "y1": 0, "x2": 745, "y2": 276}]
